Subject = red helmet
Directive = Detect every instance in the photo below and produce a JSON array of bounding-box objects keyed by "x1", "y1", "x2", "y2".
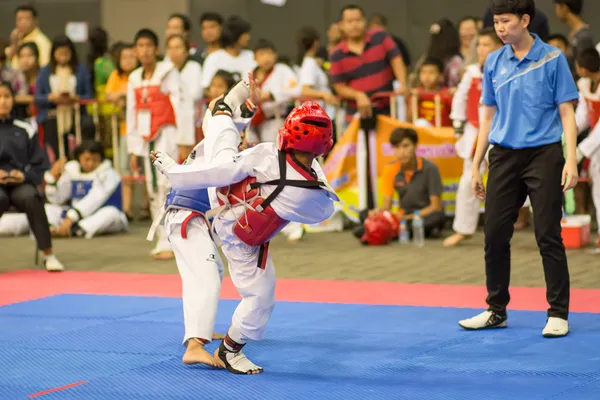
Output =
[
  {"x1": 278, "y1": 101, "x2": 333, "y2": 156},
  {"x1": 360, "y1": 211, "x2": 400, "y2": 246}
]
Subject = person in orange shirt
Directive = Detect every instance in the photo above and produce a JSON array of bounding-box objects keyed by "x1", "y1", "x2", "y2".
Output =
[
  {"x1": 357, "y1": 128, "x2": 445, "y2": 239},
  {"x1": 409, "y1": 57, "x2": 454, "y2": 127},
  {"x1": 105, "y1": 43, "x2": 147, "y2": 221}
]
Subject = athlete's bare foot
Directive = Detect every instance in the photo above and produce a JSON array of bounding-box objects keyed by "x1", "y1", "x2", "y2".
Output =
[
  {"x1": 151, "y1": 251, "x2": 175, "y2": 260},
  {"x1": 182, "y1": 339, "x2": 220, "y2": 367},
  {"x1": 212, "y1": 332, "x2": 225, "y2": 340},
  {"x1": 443, "y1": 233, "x2": 470, "y2": 247}
]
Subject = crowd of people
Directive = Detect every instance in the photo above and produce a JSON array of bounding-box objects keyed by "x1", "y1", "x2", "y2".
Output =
[{"x1": 0, "y1": 0, "x2": 599, "y2": 273}]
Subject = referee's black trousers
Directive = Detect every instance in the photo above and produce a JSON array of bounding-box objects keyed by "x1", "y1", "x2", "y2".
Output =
[{"x1": 484, "y1": 142, "x2": 570, "y2": 320}]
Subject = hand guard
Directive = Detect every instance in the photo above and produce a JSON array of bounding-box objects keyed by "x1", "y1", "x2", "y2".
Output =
[{"x1": 152, "y1": 152, "x2": 177, "y2": 175}]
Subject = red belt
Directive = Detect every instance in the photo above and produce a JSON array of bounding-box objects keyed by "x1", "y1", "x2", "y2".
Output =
[{"x1": 180, "y1": 211, "x2": 209, "y2": 238}]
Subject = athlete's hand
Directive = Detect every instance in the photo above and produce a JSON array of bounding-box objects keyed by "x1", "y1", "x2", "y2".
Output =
[
  {"x1": 248, "y1": 72, "x2": 261, "y2": 105},
  {"x1": 150, "y1": 151, "x2": 176, "y2": 175},
  {"x1": 471, "y1": 166, "x2": 486, "y2": 200},
  {"x1": 562, "y1": 158, "x2": 579, "y2": 192}
]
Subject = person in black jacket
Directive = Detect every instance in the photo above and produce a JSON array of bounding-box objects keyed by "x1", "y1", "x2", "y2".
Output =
[{"x1": 0, "y1": 81, "x2": 65, "y2": 271}]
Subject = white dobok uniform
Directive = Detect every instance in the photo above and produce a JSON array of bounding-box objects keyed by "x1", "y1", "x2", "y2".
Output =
[{"x1": 163, "y1": 112, "x2": 338, "y2": 344}]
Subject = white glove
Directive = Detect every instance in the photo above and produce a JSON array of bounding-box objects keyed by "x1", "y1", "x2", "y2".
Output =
[{"x1": 152, "y1": 152, "x2": 176, "y2": 175}]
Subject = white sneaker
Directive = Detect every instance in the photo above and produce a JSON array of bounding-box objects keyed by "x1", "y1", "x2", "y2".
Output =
[
  {"x1": 44, "y1": 255, "x2": 65, "y2": 272},
  {"x1": 459, "y1": 310, "x2": 507, "y2": 330},
  {"x1": 542, "y1": 317, "x2": 569, "y2": 338}
]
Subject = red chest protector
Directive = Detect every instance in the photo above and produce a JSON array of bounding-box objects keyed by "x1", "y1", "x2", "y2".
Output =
[
  {"x1": 135, "y1": 85, "x2": 177, "y2": 142},
  {"x1": 416, "y1": 88, "x2": 453, "y2": 127},
  {"x1": 466, "y1": 77, "x2": 482, "y2": 128},
  {"x1": 586, "y1": 96, "x2": 600, "y2": 130},
  {"x1": 216, "y1": 151, "x2": 326, "y2": 247}
]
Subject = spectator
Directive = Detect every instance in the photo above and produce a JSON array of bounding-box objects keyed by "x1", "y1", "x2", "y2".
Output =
[
  {"x1": 375, "y1": 128, "x2": 445, "y2": 238},
  {"x1": 483, "y1": 1, "x2": 549, "y2": 41},
  {"x1": 248, "y1": 39, "x2": 298, "y2": 144},
  {"x1": 198, "y1": 12, "x2": 224, "y2": 64},
  {"x1": 418, "y1": 19, "x2": 463, "y2": 88},
  {"x1": 296, "y1": 27, "x2": 338, "y2": 109},
  {"x1": 4, "y1": 5, "x2": 51, "y2": 68},
  {"x1": 165, "y1": 14, "x2": 204, "y2": 65},
  {"x1": 35, "y1": 36, "x2": 94, "y2": 161},
  {"x1": 13, "y1": 42, "x2": 40, "y2": 119},
  {"x1": 43, "y1": 140, "x2": 128, "y2": 238},
  {"x1": 547, "y1": 33, "x2": 570, "y2": 54},
  {"x1": 369, "y1": 14, "x2": 412, "y2": 68},
  {"x1": 327, "y1": 22, "x2": 342, "y2": 54},
  {"x1": 409, "y1": 57, "x2": 453, "y2": 127},
  {"x1": 0, "y1": 41, "x2": 28, "y2": 97},
  {"x1": 206, "y1": 70, "x2": 237, "y2": 100},
  {"x1": 330, "y1": 4, "x2": 407, "y2": 122},
  {"x1": 0, "y1": 81, "x2": 64, "y2": 271},
  {"x1": 458, "y1": 17, "x2": 479, "y2": 60},
  {"x1": 105, "y1": 43, "x2": 145, "y2": 220},
  {"x1": 475, "y1": 17, "x2": 484, "y2": 31},
  {"x1": 109, "y1": 41, "x2": 125, "y2": 65},
  {"x1": 88, "y1": 28, "x2": 115, "y2": 99},
  {"x1": 166, "y1": 34, "x2": 202, "y2": 160},
  {"x1": 554, "y1": 0, "x2": 594, "y2": 58},
  {"x1": 200, "y1": 16, "x2": 255, "y2": 93}
]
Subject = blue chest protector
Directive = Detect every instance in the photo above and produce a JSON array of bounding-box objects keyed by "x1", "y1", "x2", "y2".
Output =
[
  {"x1": 165, "y1": 188, "x2": 212, "y2": 214},
  {"x1": 71, "y1": 180, "x2": 123, "y2": 210}
]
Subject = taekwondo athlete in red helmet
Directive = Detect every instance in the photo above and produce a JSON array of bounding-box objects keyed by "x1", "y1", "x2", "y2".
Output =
[{"x1": 151, "y1": 73, "x2": 339, "y2": 375}]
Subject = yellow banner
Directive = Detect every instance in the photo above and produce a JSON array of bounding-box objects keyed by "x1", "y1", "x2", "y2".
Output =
[{"x1": 322, "y1": 115, "x2": 463, "y2": 222}]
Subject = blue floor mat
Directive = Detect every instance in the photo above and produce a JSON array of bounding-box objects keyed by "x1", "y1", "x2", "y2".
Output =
[{"x1": 1, "y1": 294, "x2": 600, "y2": 399}]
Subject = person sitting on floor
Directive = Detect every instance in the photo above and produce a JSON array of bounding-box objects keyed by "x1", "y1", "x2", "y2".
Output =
[
  {"x1": 356, "y1": 127, "x2": 445, "y2": 240},
  {"x1": 0, "y1": 80, "x2": 65, "y2": 271},
  {"x1": 43, "y1": 140, "x2": 128, "y2": 238}
]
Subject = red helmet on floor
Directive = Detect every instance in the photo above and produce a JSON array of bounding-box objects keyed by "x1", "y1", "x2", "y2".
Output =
[
  {"x1": 360, "y1": 211, "x2": 400, "y2": 246},
  {"x1": 278, "y1": 101, "x2": 333, "y2": 156}
]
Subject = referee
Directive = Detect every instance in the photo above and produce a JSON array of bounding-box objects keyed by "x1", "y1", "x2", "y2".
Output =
[{"x1": 459, "y1": 0, "x2": 579, "y2": 338}]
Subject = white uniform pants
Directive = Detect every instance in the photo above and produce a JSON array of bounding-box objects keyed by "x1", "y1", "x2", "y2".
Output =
[
  {"x1": 144, "y1": 129, "x2": 178, "y2": 254},
  {"x1": 453, "y1": 158, "x2": 483, "y2": 235},
  {"x1": 165, "y1": 209, "x2": 224, "y2": 343},
  {"x1": 0, "y1": 204, "x2": 127, "y2": 238},
  {"x1": 204, "y1": 113, "x2": 276, "y2": 343}
]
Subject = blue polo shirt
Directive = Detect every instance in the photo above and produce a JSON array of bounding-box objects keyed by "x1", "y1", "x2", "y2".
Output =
[{"x1": 481, "y1": 34, "x2": 578, "y2": 149}]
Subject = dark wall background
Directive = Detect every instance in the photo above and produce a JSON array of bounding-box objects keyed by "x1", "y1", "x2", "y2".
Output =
[
  {"x1": 189, "y1": 0, "x2": 600, "y2": 68},
  {"x1": 0, "y1": 0, "x2": 599, "y2": 69}
]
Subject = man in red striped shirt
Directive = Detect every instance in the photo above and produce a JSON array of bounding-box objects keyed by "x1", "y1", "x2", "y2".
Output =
[{"x1": 329, "y1": 5, "x2": 407, "y2": 120}]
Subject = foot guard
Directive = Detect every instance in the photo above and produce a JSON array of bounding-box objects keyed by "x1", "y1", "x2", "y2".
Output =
[{"x1": 216, "y1": 341, "x2": 263, "y2": 375}]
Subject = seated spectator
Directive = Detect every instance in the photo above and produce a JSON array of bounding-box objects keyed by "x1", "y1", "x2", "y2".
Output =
[
  {"x1": 375, "y1": 128, "x2": 445, "y2": 238},
  {"x1": 248, "y1": 39, "x2": 299, "y2": 144},
  {"x1": 0, "y1": 81, "x2": 64, "y2": 271},
  {"x1": 35, "y1": 36, "x2": 94, "y2": 162},
  {"x1": 200, "y1": 16, "x2": 255, "y2": 93},
  {"x1": 0, "y1": 41, "x2": 27, "y2": 97},
  {"x1": 5, "y1": 5, "x2": 51, "y2": 68},
  {"x1": 43, "y1": 140, "x2": 128, "y2": 238},
  {"x1": 297, "y1": 26, "x2": 338, "y2": 109},
  {"x1": 198, "y1": 12, "x2": 224, "y2": 65},
  {"x1": 409, "y1": 57, "x2": 453, "y2": 127}
]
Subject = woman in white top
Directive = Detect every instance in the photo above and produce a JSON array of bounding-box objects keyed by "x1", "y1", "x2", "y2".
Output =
[
  {"x1": 296, "y1": 27, "x2": 338, "y2": 108},
  {"x1": 166, "y1": 34, "x2": 202, "y2": 160}
]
